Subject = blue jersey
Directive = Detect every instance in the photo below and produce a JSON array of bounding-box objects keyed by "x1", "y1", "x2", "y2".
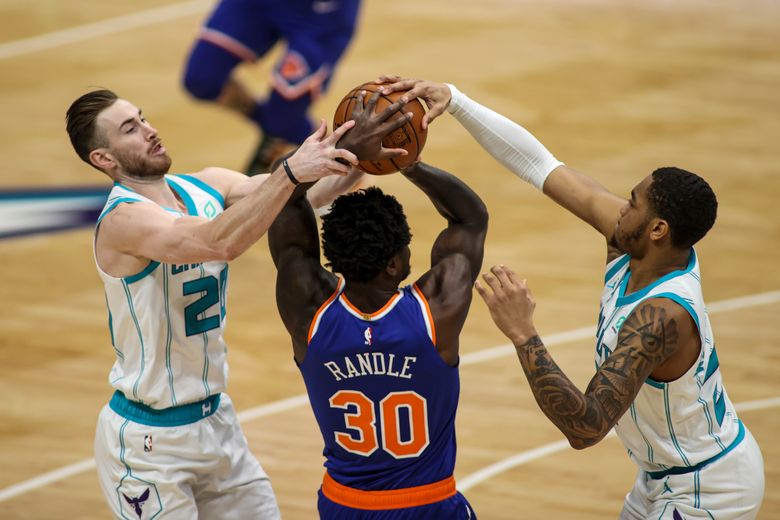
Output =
[{"x1": 300, "y1": 281, "x2": 460, "y2": 491}]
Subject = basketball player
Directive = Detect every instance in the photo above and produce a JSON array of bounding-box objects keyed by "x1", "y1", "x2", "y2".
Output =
[
  {"x1": 183, "y1": 0, "x2": 361, "y2": 175},
  {"x1": 378, "y1": 77, "x2": 765, "y2": 519},
  {"x1": 65, "y1": 87, "x2": 409, "y2": 518},
  {"x1": 267, "y1": 159, "x2": 488, "y2": 518}
]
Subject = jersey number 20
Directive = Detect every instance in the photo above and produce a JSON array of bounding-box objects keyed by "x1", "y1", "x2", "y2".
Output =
[
  {"x1": 183, "y1": 267, "x2": 228, "y2": 336},
  {"x1": 329, "y1": 390, "x2": 429, "y2": 459}
]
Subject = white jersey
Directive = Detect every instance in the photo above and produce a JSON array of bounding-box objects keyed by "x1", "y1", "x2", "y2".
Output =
[
  {"x1": 95, "y1": 175, "x2": 229, "y2": 408},
  {"x1": 597, "y1": 250, "x2": 744, "y2": 476}
]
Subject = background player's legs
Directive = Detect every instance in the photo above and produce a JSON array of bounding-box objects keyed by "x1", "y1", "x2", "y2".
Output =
[
  {"x1": 182, "y1": 0, "x2": 281, "y2": 174},
  {"x1": 245, "y1": 0, "x2": 362, "y2": 175}
]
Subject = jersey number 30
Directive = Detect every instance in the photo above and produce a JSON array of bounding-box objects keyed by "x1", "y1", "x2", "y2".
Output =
[{"x1": 329, "y1": 390, "x2": 429, "y2": 459}]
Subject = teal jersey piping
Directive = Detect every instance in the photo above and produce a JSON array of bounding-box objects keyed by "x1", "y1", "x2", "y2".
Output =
[
  {"x1": 162, "y1": 265, "x2": 177, "y2": 405},
  {"x1": 121, "y1": 281, "x2": 146, "y2": 402},
  {"x1": 616, "y1": 249, "x2": 697, "y2": 306},
  {"x1": 166, "y1": 178, "x2": 198, "y2": 216},
  {"x1": 174, "y1": 174, "x2": 225, "y2": 209}
]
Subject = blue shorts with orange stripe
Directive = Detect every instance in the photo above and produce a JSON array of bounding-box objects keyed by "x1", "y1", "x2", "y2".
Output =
[{"x1": 317, "y1": 473, "x2": 477, "y2": 519}]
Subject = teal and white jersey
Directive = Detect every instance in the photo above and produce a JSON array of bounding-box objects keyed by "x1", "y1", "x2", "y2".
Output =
[
  {"x1": 597, "y1": 250, "x2": 743, "y2": 476},
  {"x1": 95, "y1": 175, "x2": 229, "y2": 409}
]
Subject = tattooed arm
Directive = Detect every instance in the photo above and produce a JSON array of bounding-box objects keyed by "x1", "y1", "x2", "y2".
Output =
[{"x1": 475, "y1": 265, "x2": 698, "y2": 449}]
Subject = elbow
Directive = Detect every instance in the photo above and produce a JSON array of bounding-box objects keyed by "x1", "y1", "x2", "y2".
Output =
[
  {"x1": 464, "y1": 199, "x2": 489, "y2": 231},
  {"x1": 566, "y1": 431, "x2": 607, "y2": 450},
  {"x1": 221, "y1": 244, "x2": 243, "y2": 262}
]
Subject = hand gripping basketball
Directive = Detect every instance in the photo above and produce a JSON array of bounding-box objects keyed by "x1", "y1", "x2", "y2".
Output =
[{"x1": 334, "y1": 82, "x2": 428, "y2": 175}]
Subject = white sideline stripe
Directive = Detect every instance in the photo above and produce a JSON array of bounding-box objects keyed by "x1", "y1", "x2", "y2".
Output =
[
  {"x1": 0, "y1": 289, "x2": 778, "y2": 502},
  {"x1": 0, "y1": 0, "x2": 210, "y2": 61},
  {"x1": 458, "y1": 396, "x2": 780, "y2": 492}
]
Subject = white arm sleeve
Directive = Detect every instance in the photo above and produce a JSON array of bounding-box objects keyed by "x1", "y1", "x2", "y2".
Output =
[{"x1": 446, "y1": 83, "x2": 563, "y2": 190}]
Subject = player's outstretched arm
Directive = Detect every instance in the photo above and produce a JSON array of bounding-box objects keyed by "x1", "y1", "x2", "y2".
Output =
[
  {"x1": 268, "y1": 183, "x2": 337, "y2": 361},
  {"x1": 379, "y1": 76, "x2": 626, "y2": 241},
  {"x1": 402, "y1": 161, "x2": 488, "y2": 365},
  {"x1": 475, "y1": 265, "x2": 694, "y2": 449}
]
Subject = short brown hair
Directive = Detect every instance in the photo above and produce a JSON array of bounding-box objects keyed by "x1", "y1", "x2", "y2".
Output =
[{"x1": 66, "y1": 89, "x2": 118, "y2": 166}]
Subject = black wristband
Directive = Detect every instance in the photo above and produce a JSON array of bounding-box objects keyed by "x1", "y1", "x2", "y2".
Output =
[{"x1": 282, "y1": 159, "x2": 299, "y2": 185}]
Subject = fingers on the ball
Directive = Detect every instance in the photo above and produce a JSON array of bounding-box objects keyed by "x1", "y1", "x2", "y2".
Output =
[
  {"x1": 378, "y1": 148, "x2": 408, "y2": 160},
  {"x1": 385, "y1": 112, "x2": 413, "y2": 132},
  {"x1": 330, "y1": 119, "x2": 355, "y2": 140},
  {"x1": 364, "y1": 90, "x2": 382, "y2": 112},
  {"x1": 333, "y1": 148, "x2": 358, "y2": 165}
]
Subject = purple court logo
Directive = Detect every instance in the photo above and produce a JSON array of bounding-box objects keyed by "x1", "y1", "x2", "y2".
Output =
[{"x1": 0, "y1": 186, "x2": 109, "y2": 241}]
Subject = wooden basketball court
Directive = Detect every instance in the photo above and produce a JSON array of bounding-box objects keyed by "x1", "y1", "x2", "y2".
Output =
[{"x1": 0, "y1": 0, "x2": 778, "y2": 517}]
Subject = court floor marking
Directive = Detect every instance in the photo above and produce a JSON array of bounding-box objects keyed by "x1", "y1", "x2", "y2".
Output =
[
  {"x1": 0, "y1": 289, "x2": 778, "y2": 502},
  {"x1": 0, "y1": 0, "x2": 210, "y2": 61}
]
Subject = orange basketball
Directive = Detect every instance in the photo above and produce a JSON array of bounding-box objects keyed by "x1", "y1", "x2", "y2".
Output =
[{"x1": 333, "y1": 82, "x2": 427, "y2": 175}]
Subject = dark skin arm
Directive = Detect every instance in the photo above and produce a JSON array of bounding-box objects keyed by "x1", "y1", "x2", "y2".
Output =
[
  {"x1": 269, "y1": 90, "x2": 411, "y2": 363},
  {"x1": 403, "y1": 161, "x2": 489, "y2": 366},
  {"x1": 475, "y1": 265, "x2": 699, "y2": 449},
  {"x1": 269, "y1": 182, "x2": 335, "y2": 363}
]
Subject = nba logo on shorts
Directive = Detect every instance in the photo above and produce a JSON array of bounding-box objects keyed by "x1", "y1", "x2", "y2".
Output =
[
  {"x1": 364, "y1": 327, "x2": 372, "y2": 346},
  {"x1": 143, "y1": 435, "x2": 153, "y2": 453}
]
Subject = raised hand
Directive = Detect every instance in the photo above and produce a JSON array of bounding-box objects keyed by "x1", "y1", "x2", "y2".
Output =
[
  {"x1": 474, "y1": 265, "x2": 538, "y2": 345},
  {"x1": 375, "y1": 75, "x2": 452, "y2": 129},
  {"x1": 337, "y1": 90, "x2": 412, "y2": 162},
  {"x1": 285, "y1": 120, "x2": 357, "y2": 183}
]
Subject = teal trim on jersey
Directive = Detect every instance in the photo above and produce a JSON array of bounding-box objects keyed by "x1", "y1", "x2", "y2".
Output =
[
  {"x1": 604, "y1": 254, "x2": 630, "y2": 283},
  {"x1": 98, "y1": 196, "x2": 139, "y2": 224},
  {"x1": 694, "y1": 469, "x2": 701, "y2": 508},
  {"x1": 198, "y1": 264, "x2": 211, "y2": 397},
  {"x1": 122, "y1": 281, "x2": 146, "y2": 401},
  {"x1": 162, "y1": 266, "x2": 177, "y2": 406},
  {"x1": 166, "y1": 178, "x2": 198, "y2": 216},
  {"x1": 175, "y1": 174, "x2": 225, "y2": 209},
  {"x1": 704, "y1": 348, "x2": 720, "y2": 383},
  {"x1": 697, "y1": 395, "x2": 727, "y2": 451},
  {"x1": 105, "y1": 293, "x2": 124, "y2": 360},
  {"x1": 664, "y1": 385, "x2": 692, "y2": 466},
  {"x1": 645, "y1": 377, "x2": 665, "y2": 389},
  {"x1": 651, "y1": 292, "x2": 701, "y2": 331},
  {"x1": 647, "y1": 420, "x2": 745, "y2": 479},
  {"x1": 713, "y1": 386, "x2": 726, "y2": 426},
  {"x1": 616, "y1": 249, "x2": 697, "y2": 306},
  {"x1": 630, "y1": 403, "x2": 655, "y2": 463},
  {"x1": 123, "y1": 260, "x2": 161, "y2": 284},
  {"x1": 110, "y1": 390, "x2": 221, "y2": 426}
]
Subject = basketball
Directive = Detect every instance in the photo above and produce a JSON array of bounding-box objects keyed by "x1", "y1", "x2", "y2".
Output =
[{"x1": 333, "y1": 82, "x2": 427, "y2": 175}]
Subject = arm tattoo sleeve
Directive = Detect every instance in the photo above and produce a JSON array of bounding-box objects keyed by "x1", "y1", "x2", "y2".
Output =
[{"x1": 515, "y1": 302, "x2": 679, "y2": 449}]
